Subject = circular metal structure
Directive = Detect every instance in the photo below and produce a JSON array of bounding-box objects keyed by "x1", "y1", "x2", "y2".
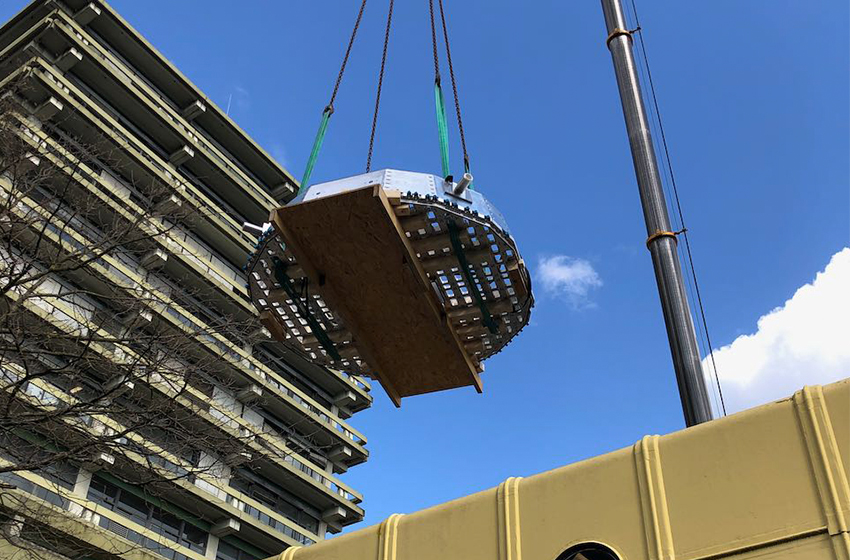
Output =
[{"x1": 246, "y1": 169, "x2": 533, "y2": 401}]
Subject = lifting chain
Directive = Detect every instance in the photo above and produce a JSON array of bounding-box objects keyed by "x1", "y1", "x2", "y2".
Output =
[
  {"x1": 299, "y1": 0, "x2": 473, "y2": 193},
  {"x1": 366, "y1": 0, "x2": 395, "y2": 173},
  {"x1": 299, "y1": 0, "x2": 368, "y2": 194}
]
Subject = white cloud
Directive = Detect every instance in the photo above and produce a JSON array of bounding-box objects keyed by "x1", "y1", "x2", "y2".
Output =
[
  {"x1": 705, "y1": 247, "x2": 850, "y2": 413},
  {"x1": 537, "y1": 255, "x2": 602, "y2": 309}
]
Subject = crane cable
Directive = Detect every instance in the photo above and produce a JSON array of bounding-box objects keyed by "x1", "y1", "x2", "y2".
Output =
[
  {"x1": 429, "y1": 0, "x2": 471, "y2": 183},
  {"x1": 366, "y1": 0, "x2": 395, "y2": 173},
  {"x1": 299, "y1": 0, "x2": 472, "y2": 193},
  {"x1": 628, "y1": 0, "x2": 727, "y2": 416},
  {"x1": 428, "y1": 0, "x2": 451, "y2": 179},
  {"x1": 437, "y1": 0, "x2": 470, "y2": 177},
  {"x1": 298, "y1": 0, "x2": 368, "y2": 195}
]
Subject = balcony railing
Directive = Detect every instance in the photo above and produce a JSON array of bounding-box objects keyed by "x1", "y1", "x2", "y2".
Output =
[
  {"x1": 54, "y1": 14, "x2": 279, "y2": 210},
  {"x1": 30, "y1": 61, "x2": 257, "y2": 252},
  {"x1": 3, "y1": 273, "x2": 364, "y2": 511},
  {"x1": 225, "y1": 494, "x2": 316, "y2": 546},
  {"x1": 2, "y1": 373, "x2": 327, "y2": 548},
  {"x1": 13, "y1": 89, "x2": 367, "y2": 408},
  {"x1": 3, "y1": 148, "x2": 366, "y2": 447}
]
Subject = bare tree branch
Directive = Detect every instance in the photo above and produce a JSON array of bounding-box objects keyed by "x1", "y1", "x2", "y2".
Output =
[{"x1": 0, "y1": 78, "x2": 346, "y2": 560}]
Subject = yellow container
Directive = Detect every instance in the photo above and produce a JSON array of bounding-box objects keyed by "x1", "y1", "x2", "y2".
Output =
[{"x1": 270, "y1": 378, "x2": 850, "y2": 560}]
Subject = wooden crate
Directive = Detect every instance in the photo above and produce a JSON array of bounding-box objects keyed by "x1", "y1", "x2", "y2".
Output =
[{"x1": 271, "y1": 184, "x2": 482, "y2": 406}]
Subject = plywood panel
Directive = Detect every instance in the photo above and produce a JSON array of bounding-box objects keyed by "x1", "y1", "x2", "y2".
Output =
[{"x1": 273, "y1": 185, "x2": 481, "y2": 405}]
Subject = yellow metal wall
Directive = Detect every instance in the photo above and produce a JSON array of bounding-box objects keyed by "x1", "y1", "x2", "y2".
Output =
[{"x1": 268, "y1": 379, "x2": 850, "y2": 560}]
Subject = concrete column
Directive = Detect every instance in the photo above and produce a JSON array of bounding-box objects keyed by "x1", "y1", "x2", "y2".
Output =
[
  {"x1": 204, "y1": 533, "x2": 220, "y2": 560},
  {"x1": 73, "y1": 469, "x2": 92, "y2": 495},
  {"x1": 196, "y1": 452, "x2": 232, "y2": 501},
  {"x1": 67, "y1": 468, "x2": 93, "y2": 517}
]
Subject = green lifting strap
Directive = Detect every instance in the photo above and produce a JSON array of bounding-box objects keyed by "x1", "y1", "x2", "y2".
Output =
[
  {"x1": 272, "y1": 257, "x2": 341, "y2": 361},
  {"x1": 298, "y1": 107, "x2": 333, "y2": 196},
  {"x1": 434, "y1": 79, "x2": 451, "y2": 179},
  {"x1": 447, "y1": 220, "x2": 499, "y2": 335}
]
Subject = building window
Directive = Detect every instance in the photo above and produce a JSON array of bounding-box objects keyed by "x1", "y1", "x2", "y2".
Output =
[
  {"x1": 256, "y1": 408, "x2": 327, "y2": 469},
  {"x1": 87, "y1": 475, "x2": 208, "y2": 553},
  {"x1": 39, "y1": 460, "x2": 79, "y2": 490},
  {"x1": 229, "y1": 467, "x2": 320, "y2": 534},
  {"x1": 96, "y1": 515, "x2": 193, "y2": 560},
  {"x1": 557, "y1": 543, "x2": 621, "y2": 560},
  {"x1": 0, "y1": 434, "x2": 79, "y2": 491},
  {"x1": 0, "y1": 472, "x2": 68, "y2": 509},
  {"x1": 216, "y1": 540, "x2": 262, "y2": 560}
]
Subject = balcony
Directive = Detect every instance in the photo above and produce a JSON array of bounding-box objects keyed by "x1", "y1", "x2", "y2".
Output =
[
  {"x1": 4, "y1": 281, "x2": 365, "y2": 528},
  {"x1": 1, "y1": 189, "x2": 368, "y2": 472},
  {"x1": 10, "y1": 10, "x2": 280, "y2": 223},
  {"x1": 0, "y1": 176, "x2": 366, "y2": 471},
  {"x1": 0, "y1": 56, "x2": 258, "y2": 268},
  {"x1": 4, "y1": 58, "x2": 371, "y2": 410},
  {"x1": 59, "y1": 0, "x2": 297, "y2": 198},
  {"x1": 5, "y1": 370, "x2": 325, "y2": 549}
]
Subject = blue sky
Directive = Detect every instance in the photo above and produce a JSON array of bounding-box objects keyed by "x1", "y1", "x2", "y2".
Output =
[{"x1": 3, "y1": 0, "x2": 847, "y2": 532}]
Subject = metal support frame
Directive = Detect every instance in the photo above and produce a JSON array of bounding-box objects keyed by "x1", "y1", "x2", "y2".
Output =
[{"x1": 601, "y1": 0, "x2": 713, "y2": 426}]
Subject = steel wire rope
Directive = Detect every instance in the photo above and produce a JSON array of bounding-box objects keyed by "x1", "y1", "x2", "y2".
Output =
[
  {"x1": 436, "y1": 0, "x2": 470, "y2": 172},
  {"x1": 628, "y1": 5, "x2": 723, "y2": 416},
  {"x1": 366, "y1": 0, "x2": 395, "y2": 172},
  {"x1": 625, "y1": 10, "x2": 718, "y2": 413},
  {"x1": 627, "y1": 0, "x2": 727, "y2": 416},
  {"x1": 298, "y1": 0, "x2": 369, "y2": 193},
  {"x1": 328, "y1": 0, "x2": 368, "y2": 112},
  {"x1": 428, "y1": 0, "x2": 453, "y2": 177},
  {"x1": 428, "y1": 0, "x2": 442, "y2": 81}
]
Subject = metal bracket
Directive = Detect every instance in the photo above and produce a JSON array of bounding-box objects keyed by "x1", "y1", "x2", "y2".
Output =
[
  {"x1": 441, "y1": 178, "x2": 472, "y2": 203},
  {"x1": 645, "y1": 230, "x2": 677, "y2": 248},
  {"x1": 606, "y1": 27, "x2": 637, "y2": 47}
]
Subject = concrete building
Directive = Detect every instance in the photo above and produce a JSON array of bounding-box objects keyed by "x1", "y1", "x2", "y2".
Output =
[{"x1": 0, "y1": 1, "x2": 371, "y2": 559}]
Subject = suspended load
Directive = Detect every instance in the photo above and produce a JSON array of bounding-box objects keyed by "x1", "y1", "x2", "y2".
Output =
[
  {"x1": 246, "y1": 0, "x2": 533, "y2": 404},
  {"x1": 247, "y1": 170, "x2": 532, "y2": 405}
]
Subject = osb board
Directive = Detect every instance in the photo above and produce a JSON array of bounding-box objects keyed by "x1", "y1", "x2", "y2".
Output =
[{"x1": 271, "y1": 185, "x2": 481, "y2": 406}]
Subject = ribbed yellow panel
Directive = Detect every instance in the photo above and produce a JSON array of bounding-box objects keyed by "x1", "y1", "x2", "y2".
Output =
[
  {"x1": 280, "y1": 547, "x2": 301, "y2": 560},
  {"x1": 261, "y1": 380, "x2": 850, "y2": 560},
  {"x1": 832, "y1": 533, "x2": 850, "y2": 560},
  {"x1": 795, "y1": 385, "x2": 850, "y2": 558},
  {"x1": 378, "y1": 514, "x2": 403, "y2": 560},
  {"x1": 497, "y1": 477, "x2": 523, "y2": 560},
  {"x1": 634, "y1": 435, "x2": 674, "y2": 560},
  {"x1": 735, "y1": 533, "x2": 845, "y2": 559},
  {"x1": 823, "y1": 383, "x2": 850, "y2": 476}
]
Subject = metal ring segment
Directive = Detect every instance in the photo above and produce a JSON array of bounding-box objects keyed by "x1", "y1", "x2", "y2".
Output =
[
  {"x1": 645, "y1": 230, "x2": 677, "y2": 248},
  {"x1": 606, "y1": 27, "x2": 634, "y2": 47}
]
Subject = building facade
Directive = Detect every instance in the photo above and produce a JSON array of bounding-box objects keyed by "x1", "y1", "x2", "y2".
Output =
[{"x1": 0, "y1": 1, "x2": 371, "y2": 559}]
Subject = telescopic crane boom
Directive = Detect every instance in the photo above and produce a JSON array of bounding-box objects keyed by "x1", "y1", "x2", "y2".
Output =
[{"x1": 601, "y1": 0, "x2": 713, "y2": 426}]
